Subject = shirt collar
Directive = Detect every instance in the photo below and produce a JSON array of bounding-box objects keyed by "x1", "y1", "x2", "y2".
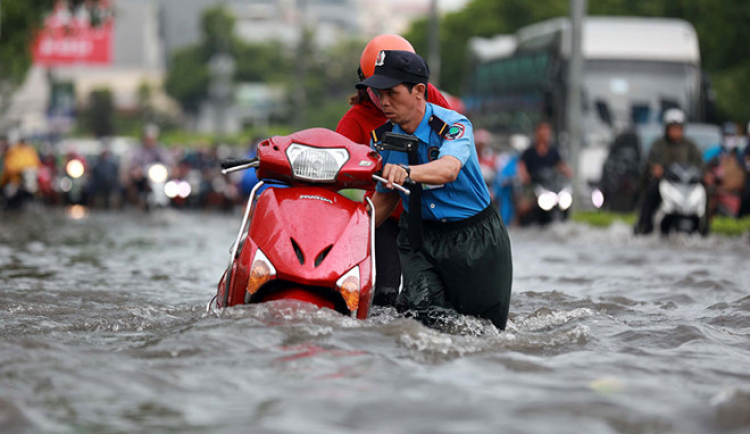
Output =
[{"x1": 394, "y1": 103, "x2": 434, "y2": 144}]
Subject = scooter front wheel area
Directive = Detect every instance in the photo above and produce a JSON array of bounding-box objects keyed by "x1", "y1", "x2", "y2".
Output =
[
  {"x1": 698, "y1": 215, "x2": 710, "y2": 237},
  {"x1": 256, "y1": 287, "x2": 339, "y2": 312}
]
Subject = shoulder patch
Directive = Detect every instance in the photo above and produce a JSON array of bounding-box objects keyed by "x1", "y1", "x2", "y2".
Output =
[
  {"x1": 443, "y1": 123, "x2": 465, "y2": 141},
  {"x1": 371, "y1": 121, "x2": 393, "y2": 143}
]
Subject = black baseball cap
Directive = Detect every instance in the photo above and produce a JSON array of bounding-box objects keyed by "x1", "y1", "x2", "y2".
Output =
[{"x1": 356, "y1": 50, "x2": 429, "y2": 90}]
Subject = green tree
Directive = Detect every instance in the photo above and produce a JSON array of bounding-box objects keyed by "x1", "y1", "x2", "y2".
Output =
[
  {"x1": 0, "y1": 0, "x2": 53, "y2": 119},
  {"x1": 164, "y1": 46, "x2": 210, "y2": 114},
  {"x1": 87, "y1": 88, "x2": 114, "y2": 137},
  {"x1": 0, "y1": 0, "x2": 103, "y2": 123},
  {"x1": 301, "y1": 38, "x2": 363, "y2": 129},
  {"x1": 407, "y1": 0, "x2": 750, "y2": 123},
  {"x1": 405, "y1": 0, "x2": 567, "y2": 95},
  {"x1": 164, "y1": 6, "x2": 292, "y2": 116},
  {"x1": 136, "y1": 81, "x2": 153, "y2": 122}
]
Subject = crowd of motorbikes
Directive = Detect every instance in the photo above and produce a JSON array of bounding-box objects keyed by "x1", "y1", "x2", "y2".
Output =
[
  {"x1": 0, "y1": 135, "x2": 242, "y2": 213},
  {"x1": 3, "y1": 124, "x2": 747, "y2": 323},
  {"x1": 595, "y1": 122, "x2": 750, "y2": 236}
]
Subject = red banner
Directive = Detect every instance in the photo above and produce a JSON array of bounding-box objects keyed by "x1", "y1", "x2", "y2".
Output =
[{"x1": 31, "y1": 1, "x2": 114, "y2": 66}]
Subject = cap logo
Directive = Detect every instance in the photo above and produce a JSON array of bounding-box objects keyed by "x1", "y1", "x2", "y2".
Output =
[{"x1": 375, "y1": 50, "x2": 386, "y2": 67}]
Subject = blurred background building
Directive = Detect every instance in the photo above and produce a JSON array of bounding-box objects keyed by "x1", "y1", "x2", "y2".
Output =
[{"x1": 3, "y1": 0, "x2": 468, "y2": 138}]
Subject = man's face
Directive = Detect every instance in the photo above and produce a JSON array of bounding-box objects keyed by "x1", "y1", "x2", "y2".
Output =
[
  {"x1": 535, "y1": 123, "x2": 551, "y2": 145},
  {"x1": 666, "y1": 124, "x2": 684, "y2": 142},
  {"x1": 144, "y1": 135, "x2": 157, "y2": 148},
  {"x1": 374, "y1": 83, "x2": 423, "y2": 126}
]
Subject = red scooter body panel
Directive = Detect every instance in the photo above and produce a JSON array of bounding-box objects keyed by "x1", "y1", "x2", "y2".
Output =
[
  {"x1": 250, "y1": 187, "x2": 369, "y2": 283},
  {"x1": 216, "y1": 128, "x2": 379, "y2": 319}
]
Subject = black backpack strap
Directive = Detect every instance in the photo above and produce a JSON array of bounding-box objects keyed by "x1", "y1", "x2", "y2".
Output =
[
  {"x1": 371, "y1": 121, "x2": 394, "y2": 143},
  {"x1": 428, "y1": 115, "x2": 449, "y2": 137}
]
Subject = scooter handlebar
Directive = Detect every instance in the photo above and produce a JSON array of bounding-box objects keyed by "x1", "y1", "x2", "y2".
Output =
[
  {"x1": 220, "y1": 158, "x2": 259, "y2": 175},
  {"x1": 372, "y1": 174, "x2": 411, "y2": 196},
  {"x1": 221, "y1": 158, "x2": 257, "y2": 170}
]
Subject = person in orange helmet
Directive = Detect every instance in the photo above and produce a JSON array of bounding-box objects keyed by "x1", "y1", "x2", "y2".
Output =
[{"x1": 336, "y1": 34, "x2": 452, "y2": 307}]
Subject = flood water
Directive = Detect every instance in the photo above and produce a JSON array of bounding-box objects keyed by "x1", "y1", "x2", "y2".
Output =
[{"x1": 1, "y1": 208, "x2": 750, "y2": 433}]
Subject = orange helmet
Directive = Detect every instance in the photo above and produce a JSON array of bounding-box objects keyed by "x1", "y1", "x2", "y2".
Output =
[{"x1": 359, "y1": 34, "x2": 415, "y2": 79}]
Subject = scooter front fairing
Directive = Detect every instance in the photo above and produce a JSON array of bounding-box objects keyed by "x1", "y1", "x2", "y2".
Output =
[{"x1": 217, "y1": 186, "x2": 375, "y2": 318}]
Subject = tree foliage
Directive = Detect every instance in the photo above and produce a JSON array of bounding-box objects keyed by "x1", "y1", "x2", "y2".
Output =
[
  {"x1": 163, "y1": 6, "x2": 294, "y2": 116},
  {"x1": 0, "y1": 1, "x2": 53, "y2": 118},
  {"x1": 0, "y1": 0, "x2": 103, "y2": 121},
  {"x1": 87, "y1": 88, "x2": 114, "y2": 138},
  {"x1": 163, "y1": 5, "x2": 362, "y2": 130},
  {"x1": 405, "y1": 0, "x2": 567, "y2": 95},
  {"x1": 405, "y1": 0, "x2": 750, "y2": 123}
]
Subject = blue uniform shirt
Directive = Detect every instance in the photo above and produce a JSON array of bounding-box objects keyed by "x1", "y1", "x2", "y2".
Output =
[{"x1": 373, "y1": 103, "x2": 491, "y2": 221}]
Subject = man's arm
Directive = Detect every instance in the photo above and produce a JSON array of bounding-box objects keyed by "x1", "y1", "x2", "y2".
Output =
[
  {"x1": 379, "y1": 156, "x2": 462, "y2": 189},
  {"x1": 556, "y1": 160, "x2": 573, "y2": 178},
  {"x1": 408, "y1": 156, "x2": 462, "y2": 185},
  {"x1": 517, "y1": 159, "x2": 531, "y2": 185},
  {"x1": 646, "y1": 140, "x2": 665, "y2": 179},
  {"x1": 687, "y1": 141, "x2": 704, "y2": 170},
  {"x1": 371, "y1": 190, "x2": 401, "y2": 227}
]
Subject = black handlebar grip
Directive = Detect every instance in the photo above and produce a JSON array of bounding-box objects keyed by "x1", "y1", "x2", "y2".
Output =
[{"x1": 220, "y1": 158, "x2": 256, "y2": 169}]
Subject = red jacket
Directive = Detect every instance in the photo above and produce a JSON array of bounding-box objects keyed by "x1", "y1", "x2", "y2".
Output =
[{"x1": 335, "y1": 83, "x2": 452, "y2": 219}]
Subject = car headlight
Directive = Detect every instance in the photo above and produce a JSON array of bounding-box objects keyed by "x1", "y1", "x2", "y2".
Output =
[{"x1": 286, "y1": 144, "x2": 349, "y2": 182}]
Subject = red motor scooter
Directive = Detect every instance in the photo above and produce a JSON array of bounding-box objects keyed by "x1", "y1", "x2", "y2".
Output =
[{"x1": 207, "y1": 128, "x2": 410, "y2": 319}]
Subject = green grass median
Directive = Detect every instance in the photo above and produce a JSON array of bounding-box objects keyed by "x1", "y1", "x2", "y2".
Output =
[{"x1": 572, "y1": 211, "x2": 750, "y2": 237}]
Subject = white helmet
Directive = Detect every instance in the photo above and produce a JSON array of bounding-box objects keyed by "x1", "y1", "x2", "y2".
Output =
[
  {"x1": 663, "y1": 108, "x2": 685, "y2": 126},
  {"x1": 509, "y1": 134, "x2": 530, "y2": 152},
  {"x1": 143, "y1": 123, "x2": 160, "y2": 140}
]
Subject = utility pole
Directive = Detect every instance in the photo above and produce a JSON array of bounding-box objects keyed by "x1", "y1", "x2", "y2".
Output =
[
  {"x1": 567, "y1": 0, "x2": 586, "y2": 211},
  {"x1": 292, "y1": 0, "x2": 308, "y2": 131},
  {"x1": 428, "y1": 0, "x2": 440, "y2": 88}
]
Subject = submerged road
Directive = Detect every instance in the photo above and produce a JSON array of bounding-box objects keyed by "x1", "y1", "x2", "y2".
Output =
[{"x1": 1, "y1": 208, "x2": 749, "y2": 433}]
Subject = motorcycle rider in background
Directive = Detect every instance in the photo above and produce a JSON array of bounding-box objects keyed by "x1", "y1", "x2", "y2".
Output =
[
  {"x1": 515, "y1": 121, "x2": 572, "y2": 225},
  {"x1": 634, "y1": 109, "x2": 704, "y2": 235},
  {"x1": 125, "y1": 124, "x2": 173, "y2": 208},
  {"x1": 89, "y1": 142, "x2": 122, "y2": 209},
  {"x1": 1, "y1": 133, "x2": 42, "y2": 210},
  {"x1": 738, "y1": 121, "x2": 750, "y2": 217},
  {"x1": 703, "y1": 122, "x2": 746, "y2": 218}
]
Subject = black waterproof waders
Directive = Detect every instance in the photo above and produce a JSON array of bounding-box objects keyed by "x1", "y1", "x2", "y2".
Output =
[{"x1": 395, "y1": 206, "x2": 513, "y2": 330}]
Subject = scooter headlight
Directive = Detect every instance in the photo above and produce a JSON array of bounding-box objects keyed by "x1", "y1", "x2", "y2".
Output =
[
  {"x1": 335, "y1": 266, "x2": 360, "y2": 313},
  {"x1": 558, "y1": 190, "x2": 573, "y2": 211},
  {"x1": 286, "y1": 144, "x2": 349, "y2": 182},
  {"x1": 148, "y1": 164, "x2": 168, "y2": 184},
  {"x1": 66, "y1": 159, "x2": 85, "y2": 179},
  {"x1": 538, "y1": 190, "x2": 558, "y2": 211},
  {"x1": 591, "y1": 188, "x2": 604, "y2": 209},
  {"x1": 247, "y1": 249, "x2": 277, "y2": 295},
  {"x1": 164, "y1": 180, "x2": 191, "y2": 199}
]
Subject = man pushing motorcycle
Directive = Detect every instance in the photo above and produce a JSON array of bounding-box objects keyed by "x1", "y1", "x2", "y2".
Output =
[{"x1": 360, "y1": 50, "x2": 513, "y2": 331}]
